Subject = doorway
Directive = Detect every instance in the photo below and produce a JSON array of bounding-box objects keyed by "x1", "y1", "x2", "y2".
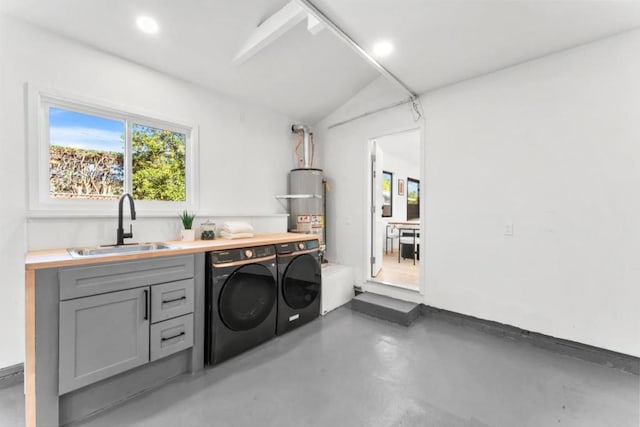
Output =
[{"x1": 369, "y1": 129, "x2": 422, "y2": 291}]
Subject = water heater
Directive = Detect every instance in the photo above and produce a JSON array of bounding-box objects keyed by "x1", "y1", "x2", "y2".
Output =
[
  {"x1": 288, "y1": 168, "x2": 324, "y2": 246},
  {"x1": 277, "y1": 124, "x2": 326, "y2": 251}
]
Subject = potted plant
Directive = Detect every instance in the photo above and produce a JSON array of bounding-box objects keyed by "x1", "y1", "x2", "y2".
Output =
[{"x1": 179, "y1": 210, "x2": 196, "y2": 241}]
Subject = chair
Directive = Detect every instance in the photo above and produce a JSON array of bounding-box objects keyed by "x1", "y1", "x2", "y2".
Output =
[
  {"x1": 385, "y1": 225, "x2": 399, "y2": 254},
  {"x1": 399, "y1": 229, "x2": 419, "y2": 265}
]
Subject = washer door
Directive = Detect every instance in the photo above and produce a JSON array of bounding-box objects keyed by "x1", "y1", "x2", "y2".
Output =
[
  {"x1": 282, "y1": 254, "x2": 321, "y2": 309},
  {"x1": 218, "y1": 264, "x2": 276, "y2": 331}
]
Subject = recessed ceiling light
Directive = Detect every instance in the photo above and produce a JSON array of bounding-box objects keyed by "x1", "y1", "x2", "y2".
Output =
[
  {"x1": 136, "y1": 16, "x2": 159, "y2": 35},
  {"x1": 372, "y1": 41, "x2": 393, "y2": 57}
]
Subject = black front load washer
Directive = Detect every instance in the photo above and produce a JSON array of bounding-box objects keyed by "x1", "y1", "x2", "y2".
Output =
[
  {"x1": 205, "y1": 245, "x2": 277, "y2": 365},
  {"x1": 276, "y1": 239, "x2": 322, "y2": 335}
]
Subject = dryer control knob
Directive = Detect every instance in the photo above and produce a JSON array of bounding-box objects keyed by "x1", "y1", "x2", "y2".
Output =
[
  {"x1": 245, "y1": 249, "x2": 253, "y2": 258},
  {"x1": 298, "y1": 242, "x2": 305, "y2": 250}
]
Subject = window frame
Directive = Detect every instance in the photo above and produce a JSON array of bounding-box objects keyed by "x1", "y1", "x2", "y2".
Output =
[
  {"x1": 27, "y1": 85, "x2": 199, "y2": 217},
  {"x1": 381, "y1": 170, "x2": 393, "y2": 218},
  {"x1": 406, "y1": 177, "x2": 420, "y2": 221}
]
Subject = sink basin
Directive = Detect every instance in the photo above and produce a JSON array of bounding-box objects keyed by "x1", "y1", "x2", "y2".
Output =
[{"x1": 68, "y1": 242, "x2": 176, "y2": 258}]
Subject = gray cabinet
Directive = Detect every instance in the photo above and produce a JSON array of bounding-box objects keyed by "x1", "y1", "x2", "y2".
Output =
[
  {"x1": 59, "y1": 287, "x2": 150, "y2": 394},
  {"x1": 58, "y1": 255, "x2": 196, "y2": 395}
]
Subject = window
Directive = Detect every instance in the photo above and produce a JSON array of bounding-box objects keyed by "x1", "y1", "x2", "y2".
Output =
[
  {"x1": 382, "y1": 171, "x2": 393, "y2": 217},
  {"x1": 130, "y1": 123, "x2": 186, "y2": 202},
  {"x1": 29, "y1": 87, "x2": 197, "y2": 215},
  {"x1": 48, "y1": 107, "x2": 126, "y2": 200},
  {"x1": 407, "y1": 177, "x2": 420, "y2": 220}
]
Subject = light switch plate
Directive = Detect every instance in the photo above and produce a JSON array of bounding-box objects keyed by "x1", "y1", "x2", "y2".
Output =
[{"x1": 504, "y1": 221, "x2": 514, "y2": 236}]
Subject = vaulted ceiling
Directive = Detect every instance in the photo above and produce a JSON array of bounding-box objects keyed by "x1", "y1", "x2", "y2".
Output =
[{"x1": 2, "y1": 0, "x2": 640, "y2": 124}]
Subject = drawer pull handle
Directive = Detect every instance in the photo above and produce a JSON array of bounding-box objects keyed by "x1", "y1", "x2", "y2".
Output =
[
  {"x1": 162, "y1": 296, "x2": 187, "y2": 304},
  {"x1": 162, "y1": 332, "x2": 185, "y2": 342}
]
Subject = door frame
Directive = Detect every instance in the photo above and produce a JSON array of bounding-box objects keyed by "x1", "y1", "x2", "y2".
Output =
[
  {"x1": 365, "y1": 127, "x2": 425, "y2": 296},
  {"x1": 370, "y1": 139, "x2": 384, "y2": 278}
]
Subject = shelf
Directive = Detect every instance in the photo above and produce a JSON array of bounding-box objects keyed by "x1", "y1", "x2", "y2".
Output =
[{"x1": 275, "y1": 194, "x2": 322, "y2": 200}]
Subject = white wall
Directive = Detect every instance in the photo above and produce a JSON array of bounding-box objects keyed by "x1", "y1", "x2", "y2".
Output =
[
  {"x1": 0, "y1": 15, "x2": 296, "y2": 368},
  {"x1": 317, "y1": 29, "x2": 640, "y2": 356}
]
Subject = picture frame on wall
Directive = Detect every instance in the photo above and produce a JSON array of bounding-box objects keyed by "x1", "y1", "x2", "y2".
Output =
[{"x1": 398, "y1": 179, "x2": 405, "y2": 196}]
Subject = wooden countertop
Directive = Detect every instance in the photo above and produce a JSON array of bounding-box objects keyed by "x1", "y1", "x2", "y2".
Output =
[{"x1": 25, "y1": 232, "x2": 318, "y2": 270}]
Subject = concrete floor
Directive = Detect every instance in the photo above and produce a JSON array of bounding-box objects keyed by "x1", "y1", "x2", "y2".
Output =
[{"x1": 1, "y1": 306, "x2": 638, "y2": 427}]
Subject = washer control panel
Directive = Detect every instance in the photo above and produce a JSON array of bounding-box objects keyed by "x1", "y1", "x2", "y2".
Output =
[
  {"x1": 211, "y1": 245, "x2": 275, "y2": 264},
  {"x1": 276, "y1": 239, "x2": 319, "y2": 255}
]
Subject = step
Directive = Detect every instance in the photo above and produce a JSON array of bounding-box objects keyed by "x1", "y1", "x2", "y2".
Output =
[
  {"x1": 351, "y1": 292, "x2": 421, "y2": 326},
  {"x1": 320, "y1": 264, "x2": 355, "y2": 315}
]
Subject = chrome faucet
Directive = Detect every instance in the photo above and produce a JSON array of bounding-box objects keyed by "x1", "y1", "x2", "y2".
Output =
[{"x1": 117, "y1": 193, "x2": 137, "y2": 245}]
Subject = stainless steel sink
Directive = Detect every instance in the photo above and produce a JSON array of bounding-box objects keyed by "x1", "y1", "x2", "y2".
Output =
[{"x1": 67, "y1": 242, "x2": 176, "y2": 258}]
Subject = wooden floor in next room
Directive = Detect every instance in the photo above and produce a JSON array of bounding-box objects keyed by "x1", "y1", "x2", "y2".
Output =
[{"x1": 373, "y1": 248, "x2": 419, "y2": 290}]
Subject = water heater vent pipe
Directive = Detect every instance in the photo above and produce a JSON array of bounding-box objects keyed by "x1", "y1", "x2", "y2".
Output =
[{"x1": 292, "y1": 124, "x2": 311, "y2": 169}]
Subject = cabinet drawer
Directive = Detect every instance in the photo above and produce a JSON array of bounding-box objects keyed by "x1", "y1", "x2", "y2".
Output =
[
  {"x1": 150, "y1": 314, "x2": 193, "y2": 362},
  {"x1": 59, "y1": 255, "x2": 194, "y2": 300},
  {"x1": 151, "y1": 278, "x2": 194, "y2": 323}
]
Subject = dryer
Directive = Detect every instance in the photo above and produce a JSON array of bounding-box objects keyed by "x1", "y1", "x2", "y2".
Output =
[
  {"x1": 276, "y1": 239, "x2": 322, "y2": 335},
  {"x1": 205, "y1": 245, "x2": 277, "y2": 365}
]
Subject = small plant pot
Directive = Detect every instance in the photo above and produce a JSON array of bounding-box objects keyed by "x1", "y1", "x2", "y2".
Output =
[{"x1": 180, "y1": 229, "x2": 195, "y2": 241}]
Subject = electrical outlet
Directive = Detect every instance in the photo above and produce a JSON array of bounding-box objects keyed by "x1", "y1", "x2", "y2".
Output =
[{"x1": 504, "y1": 221, "x2": 514, "y2": 236}]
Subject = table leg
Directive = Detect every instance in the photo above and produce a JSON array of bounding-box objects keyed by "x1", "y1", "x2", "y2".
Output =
[{"x1": 412, "y1": 231, "x2": 416, "y2": 265}]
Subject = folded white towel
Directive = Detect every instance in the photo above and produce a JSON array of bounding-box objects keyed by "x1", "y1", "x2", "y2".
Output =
[
  {"x1": 222, "y1": 221, "x2": 254, "y2": 234},
  {"x1": 220, "y1": 231, "x2": 254, "y2": 239}
]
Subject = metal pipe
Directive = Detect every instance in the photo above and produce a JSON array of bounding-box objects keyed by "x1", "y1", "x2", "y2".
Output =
[
  {"x1": 296, "y1": 0, "x2": 418, "y2": 99},
  {"x1": 327, "y1": 98, "x2": 412, "y2": 130},
  {"x1": 292, "y1": 123, "x2": 311, "y2": 168}
]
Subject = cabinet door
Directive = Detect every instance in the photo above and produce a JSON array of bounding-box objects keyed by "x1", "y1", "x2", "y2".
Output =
[{"x1": 59, "y1": 287, "x2": 150, "y2": 394}]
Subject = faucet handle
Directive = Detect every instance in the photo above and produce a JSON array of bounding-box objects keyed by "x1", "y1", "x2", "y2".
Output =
[{"x1": 123, "y1": 224, "x2": 133, "y2": 239}]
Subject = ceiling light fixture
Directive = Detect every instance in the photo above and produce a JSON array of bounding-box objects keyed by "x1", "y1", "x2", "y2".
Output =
[
  {"x1": 136, "y1": 16, "x2": 159, "y2": 35},
  {"x1": 372, "y1": 41, "x2": 393, "y2": 57}
]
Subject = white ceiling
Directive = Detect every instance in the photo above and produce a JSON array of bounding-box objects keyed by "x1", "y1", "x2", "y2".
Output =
[
  {"x1": 0, "y1": 0, "x2": 378, "y2": 124},
  {"x1": 314, "y1": 0, "x2": 640, "y2": 95},
  {"x1": 2, "y1": 0, "x2": 640, "y2": 124}
]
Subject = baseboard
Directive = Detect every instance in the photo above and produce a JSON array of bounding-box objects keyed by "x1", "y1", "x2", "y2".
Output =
[
  {"x1": 419, "y1": 305, "x2": 639, "y2": 375},
  {"x1": 0, "y1": 363, "x2": 24, "y2": 388}
]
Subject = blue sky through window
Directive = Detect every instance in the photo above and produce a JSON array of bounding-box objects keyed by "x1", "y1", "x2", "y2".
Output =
[{"x1": 49, "y1": 107, "x2": 125, "y2": 153}]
